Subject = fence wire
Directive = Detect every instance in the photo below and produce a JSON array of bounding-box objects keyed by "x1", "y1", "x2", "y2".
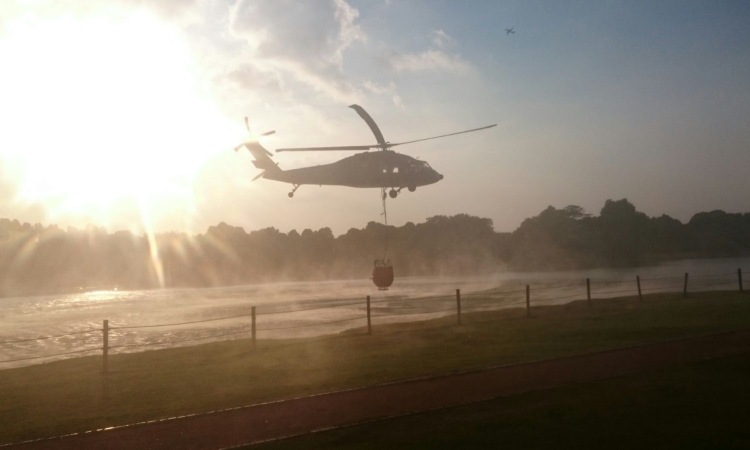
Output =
[
  {"x1": 258, "y1": 316, "x2": 365, "y2": 331},
  {"x1": 0, "y1": 347, "x2": 100, "y2": 364},
  {"x1": 110, "y1": 328, "x2": 255, "y2": 349},
  {"x1": 257, "y1": 301, "x2": 364, "y2": 316},
  {"x1": 372, "y1": 306, "x2": 458, "y2": 319},
  {"x1": 462, "y1": 298, "x2": 528, "y2": 310},
  {"x1": 640, "y1": 275, "x2": 685, "y2": 281},
  {"x1": 690, "y1": 272, "x2": 736, "y2": 279},
  {"x1": 112, "y1": 313, "x2": 256, "y2": 330},
  {"x1": 691, "y1": 280, "x2": 737, "y2": 288},
  {"x1": 462, "y1": 287, "x2": 528, "y2": 297},
  {"x1": 592, "y1": 288, "x2": 638, "y2": 296},
  {"x1": 640, "y1": 284, "x2": 685, "y2": 292},
  {"x1": 369, "y1": 294, "x2": 451, "y2": 304},
  {"x1": 538, "y1": 292, "x2": 585, "y2": 302},
  {"x1": 589, "y1": 278, "x2": 635, "y2": 285},
  {"x1": 531, "y1": 282, "x2": 588, "y2": 291},
  {"x1": 0, "y1": 328, "x2": 100, "y2": 345},
  {"x1": 113, "y1": 300, "x2": 363, "y2": 330}
]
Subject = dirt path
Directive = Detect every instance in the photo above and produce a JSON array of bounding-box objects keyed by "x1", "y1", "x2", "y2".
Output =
[{"x1": 9, "y1": 329, "x2": 750, "y2": 450}]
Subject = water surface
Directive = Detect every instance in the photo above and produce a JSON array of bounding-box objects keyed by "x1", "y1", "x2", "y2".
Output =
[{"x1": 1, "y1": 257, "x2": 747, "y2": 369}]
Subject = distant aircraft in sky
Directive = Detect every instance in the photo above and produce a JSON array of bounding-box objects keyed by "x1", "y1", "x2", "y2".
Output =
[{"x1": 505, "y1": 27, "x2": 515, "y2": 35}]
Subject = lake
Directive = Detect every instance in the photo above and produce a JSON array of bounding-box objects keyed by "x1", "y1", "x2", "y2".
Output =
[{"x1": 1, "y1": 256, "x2": 748, "y2": 369}]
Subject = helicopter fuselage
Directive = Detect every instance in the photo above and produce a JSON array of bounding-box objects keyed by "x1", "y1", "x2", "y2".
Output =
[
  {"x1": 264, "y1": 151, "x2": 443, "y2": 189},
  {"x1": 238, "y1": 103, "x2": 493, "y2": 197}
]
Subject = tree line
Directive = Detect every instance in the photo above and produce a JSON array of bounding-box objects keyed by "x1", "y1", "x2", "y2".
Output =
[{"x1": 0, "y1": 198, "x2": 748, "y2": 297}]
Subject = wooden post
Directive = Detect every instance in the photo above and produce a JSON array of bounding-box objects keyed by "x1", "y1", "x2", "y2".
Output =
[
  {"x1": 739, "y1": 269, "x2": 744, "y2": 294},
  {"x1": 456, "y1": 289, "x2": 462, "y2": 325},
  {"x1": 366, "y1": 295, "x2": 372, "y2": 335},
  {"x1": 586, "y1": 278, "x2": 592, "y2": 308},
  {"x1": 102, "y1": 319, "x2": 109, "y2": 374},
  {"x1": 525, "y1": 285, "x2": 530, "y2": 317},
  {"x1": 683, "y1": 273, "x2": 689, "y2": 297},
  {"x1": 251, "y1": 306, "x2": 256, "y2": 348},
  {"x1": 636, "y1": 276, "x2": 642, "y2": 302}
]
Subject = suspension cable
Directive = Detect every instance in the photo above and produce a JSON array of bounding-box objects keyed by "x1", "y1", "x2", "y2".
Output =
[{"x1": 381, "y1": 187, "x2": 389, "y2": 260}]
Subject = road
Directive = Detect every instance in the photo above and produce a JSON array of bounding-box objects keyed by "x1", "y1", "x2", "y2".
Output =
[{"x1": 9, "y1": 329, "x2": 750, "y2": 450}]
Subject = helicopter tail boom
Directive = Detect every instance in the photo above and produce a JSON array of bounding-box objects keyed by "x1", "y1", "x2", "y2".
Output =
[{"x1": 242, "y1": 142, "x2": 281, "y2": 181}]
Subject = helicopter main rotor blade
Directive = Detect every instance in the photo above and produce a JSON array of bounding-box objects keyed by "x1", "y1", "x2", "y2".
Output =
[
  {"x1": 276, "y1": 145, "x2": 375, "y2": 153},
  {"x1": 348, "y1": 104, "x2": 387, "y2": 147},
  {"x1": 260, "y1": 130, "x2": 276, "y2": 136},
  {"x1": 390, "y1": 124, "x2": 497, "y2": 148}
]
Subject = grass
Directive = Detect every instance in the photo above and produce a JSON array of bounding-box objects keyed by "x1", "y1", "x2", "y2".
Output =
[
  {"x1": 1, "y1": 290, "x2": 749, "y2": 444},
  {"x1": 253, "y1": 352, "x2": 750, "y2": 450}
]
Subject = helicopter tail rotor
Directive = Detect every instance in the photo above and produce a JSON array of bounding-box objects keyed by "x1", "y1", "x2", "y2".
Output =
[
  {"x1": 234, "y1": 116, "x2": 275, "y2": 155},
  {"x1": 234, "y1": 116, "x2": 280, "y2": 181}
]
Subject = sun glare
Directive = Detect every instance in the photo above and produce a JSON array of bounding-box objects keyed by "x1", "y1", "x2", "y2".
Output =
[{"x1": 0, "y1": 9, "x2": 233, "y2": 224}]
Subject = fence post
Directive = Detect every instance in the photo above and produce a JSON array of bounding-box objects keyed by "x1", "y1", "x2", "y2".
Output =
[
  {"x1": 455, "y1": 289, "x2": 462, "y2": 325},
  {"x1": 683, "y1": 273, "x2": 689, "y2": 297},
  {"x1": 366, "y1": 295, "x2": 372, "y2": 335},
  {"x1": 739, "y1": 269, "x2": 744, "y2": 294},
  {"x1": 586, "y1": 278, "x2": 592, "y2": 308},
  {"x1": 102, "y1": 319, "x2": 109, "y2": 374},
  {"x1": 526, "y1": 285, "x2": 530, "y2": 317},
  {"x1": 636, "y1": 275, "x2": 642, "y2": 302},
  {"x1": 251, "y1": 306, "x2": 256, "y2": 348}
]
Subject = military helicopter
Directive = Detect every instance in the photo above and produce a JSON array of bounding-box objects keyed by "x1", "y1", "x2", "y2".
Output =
[{"x1": 235, "y1": 105, "x2": 496, "y2": 198}]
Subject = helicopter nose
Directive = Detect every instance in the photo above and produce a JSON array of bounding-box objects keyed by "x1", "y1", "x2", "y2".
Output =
[{"x1": 439, "y1": 174, "x2": 444, "y2": 180}]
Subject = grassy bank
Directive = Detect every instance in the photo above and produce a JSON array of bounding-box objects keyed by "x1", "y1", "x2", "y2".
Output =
[
  {"x1": 255, "y1": 351, "x2": 750, "y2": 450},
  {"x1": 1, "y1": 290, "x2": 749, "y2": 444}
]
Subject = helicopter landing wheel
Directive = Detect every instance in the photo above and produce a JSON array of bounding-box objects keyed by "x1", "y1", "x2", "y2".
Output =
[
  {"x1": 408, "y1": 186, "x2": 416, "y2": 192},
  {"x1": 288, "y1": 192, "x2": 294, "y2": 198},
  {"x1": 389, "y1": 189, "x2": 398, "y2": 199},
  {"x1": 288, "y1": 184, "x2": 300, "y2": 198}
]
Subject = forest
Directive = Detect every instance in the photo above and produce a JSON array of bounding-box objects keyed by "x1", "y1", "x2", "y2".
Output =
[{"x1": 0, "y1": 199, "x2": 749, "y2": 297}]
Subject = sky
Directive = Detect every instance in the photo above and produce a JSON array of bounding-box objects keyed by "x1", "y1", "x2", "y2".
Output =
[{"x1": 0, "y1": 0, "x2": 748, "y2": 235}]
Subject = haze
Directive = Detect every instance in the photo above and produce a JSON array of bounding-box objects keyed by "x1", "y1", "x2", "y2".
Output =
[{"x1": 0, "y1": 1, "x2": 748, "y2": 236}]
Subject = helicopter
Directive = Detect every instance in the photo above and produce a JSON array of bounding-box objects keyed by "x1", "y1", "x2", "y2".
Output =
[{"x1": 235, "y1": 104, "x2": 496, "y2": 198}]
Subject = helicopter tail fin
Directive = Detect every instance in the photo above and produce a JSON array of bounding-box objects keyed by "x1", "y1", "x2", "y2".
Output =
[{"x1": 241, "y1": 142, "x2": 282, "y2": 180}]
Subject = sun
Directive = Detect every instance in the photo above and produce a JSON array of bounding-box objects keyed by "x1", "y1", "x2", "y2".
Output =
[{"x1": 0, "y1": 8, "x2": 234, "y2": 225}]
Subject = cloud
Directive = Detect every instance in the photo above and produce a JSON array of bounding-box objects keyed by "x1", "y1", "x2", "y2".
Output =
[
  {"x1": 381, "y1": 29, "x2": 471, "y2": 75},
  {"x1": 223, "y1": 63, "x2": 285, "y2": 95},
  {"x1": 362, "y1": 80, "x2": 396, "y2": 95},
  {"x1": 332, "y1": 0, "x2": 367, "y2": 68},
  {"x1": 362, "y1": 80, "x2": 404, "y2": 108},
  {"x1": 392, "y1": 94, "x2": 404, "y2": 109},
  {"x1": 385, "y1": 49, "x2": 471, "y2": 74},
  {"x1": 228, "y1": 0, "x2": 367, "y2": 103},
  {"x1": 430, "y1": 29, "x2": 454, "y2": 48},
  {"x1": 123, "y1": 0, "x2": 199, "y2": 20}
]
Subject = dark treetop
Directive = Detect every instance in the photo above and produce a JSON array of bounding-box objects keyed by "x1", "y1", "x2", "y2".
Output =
[{"x1": 1, "y1": 199, "x2": 748, "y2": 297}]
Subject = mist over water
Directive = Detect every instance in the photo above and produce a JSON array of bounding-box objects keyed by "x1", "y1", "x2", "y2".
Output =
[{"x1": 2, "y1": 257, "x2": 748, "y2": 369}]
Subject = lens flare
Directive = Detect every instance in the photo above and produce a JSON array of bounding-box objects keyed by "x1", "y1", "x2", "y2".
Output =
[{"x1": 0, "y1": 8, "x2": 235, "y2": 228}]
